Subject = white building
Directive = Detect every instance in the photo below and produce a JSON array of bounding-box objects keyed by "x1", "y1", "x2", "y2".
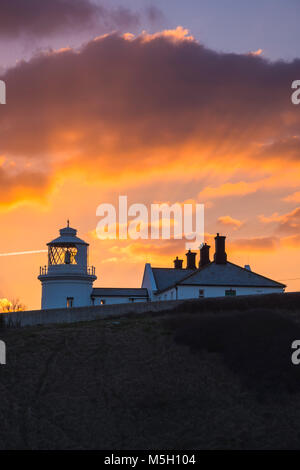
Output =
[
  {"x1": 38, "y1": 225, "x2": 285, "y2": 309},
  {"x1": 142, "y1": 234, "x2": 286, "y2": 300}
]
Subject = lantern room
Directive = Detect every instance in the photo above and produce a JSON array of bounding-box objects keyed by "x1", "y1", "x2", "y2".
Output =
[{"x1": 46, "y1": 221, "x2": 89, "y2": 272}]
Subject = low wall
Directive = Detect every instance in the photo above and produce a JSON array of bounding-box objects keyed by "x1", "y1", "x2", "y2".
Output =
[
  {"x1": 2, "y1": 291, "x2": 297, "y2": 328},
  {"x1": 0, "y1": 299, "x2": 187, "y2": 328}
]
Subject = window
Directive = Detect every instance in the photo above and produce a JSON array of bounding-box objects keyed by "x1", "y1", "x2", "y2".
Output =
[
  {"x1": 49, "y1": 245, "x2": 78, "y2": 265},
  {"x1": 100, "y1": 299, "x2": 106, "y2": 305},
  {"x1": 66, "y1": 297, "x2": 74, "y2": 308},
  {"x1": 199, "y1": 289, "x2": 204, "y2": 298},
  {"x1": 225, "y1": 289, "x2": 236, "y2": 296}
]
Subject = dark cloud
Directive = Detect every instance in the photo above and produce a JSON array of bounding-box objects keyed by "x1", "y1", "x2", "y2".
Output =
[
  {"x1": 0, "y1": 166, "x2": 50, "y2": 207},
  {"x1": 258, "y1": 137, "x2": 300, "y2": 161},
  {"x1": 145, "y1": 6, "x2": 165, "y2": 24},
  {"x1": 0, "y1": 0, "x2": 140, "y2": 38},
  {"x1": 0, "y1": 29, "x2": 300, "y2": 200}
]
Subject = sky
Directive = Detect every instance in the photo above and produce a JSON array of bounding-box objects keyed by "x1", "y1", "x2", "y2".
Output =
[{"x1": 0, "y1": 0, "x2": 300, "y2": 309}]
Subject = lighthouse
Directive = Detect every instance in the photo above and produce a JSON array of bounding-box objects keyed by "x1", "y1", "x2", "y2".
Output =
[{"x1": 38, "y1": 222, "x2": 96, "y2": 309}]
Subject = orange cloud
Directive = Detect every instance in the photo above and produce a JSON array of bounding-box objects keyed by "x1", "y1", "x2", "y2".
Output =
[
  {"x1": 258, "y1": 212, "x2": 281, "y2": 224},
  {"x1": 141, "y1": 26, "x2": 194, "y2": 43},
  {"x1": 0, "y1": 29, "x2": 300, "y2": 307},
  {"x1": 198, "y1": 181, "x2": 261, "y2": 200},
  {"x1": 260, "y1": 207, "x2": 300, "y2": 234},
  {"x1": 281, "y1": 234, "x2": 300, "y2": 248},
  {"x1": 217, "y1": 215, "x2": 244, "y2": 229},
  {"x1": 230, "y1": 236, "x2": 279, "y2": 252},
  {"x1": 249, "y1": 48, "x2": 263, "y2": 56},
  {"x1": 283, "y1": 192, "x2": 300, "y2": 203}
]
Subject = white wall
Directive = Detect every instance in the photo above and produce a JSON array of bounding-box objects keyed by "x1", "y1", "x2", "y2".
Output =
[
  {"x1": 93, "y1": 297, "x2": 148, "y2": 306},
  {"x1": 155, "y1": 285, "x2": 284, "y2": 301},
  {"x1": 41, "y1": 279, "x2": 94, "y2": 309},
  {"x1": 141, "y1": 263, "x2": 157, "y2": 300},
  {"x1": 157, "y1": 288, "x2": 177, "y2": 301}
]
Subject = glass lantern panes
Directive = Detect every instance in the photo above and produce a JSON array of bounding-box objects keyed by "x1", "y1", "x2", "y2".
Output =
[{"x1": 48, "y1": 245, "x2": 78, "y2": 265}]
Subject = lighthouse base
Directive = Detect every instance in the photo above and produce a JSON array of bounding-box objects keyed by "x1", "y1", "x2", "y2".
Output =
[{"x1": 40, "y1": 278, "x2": 95, "y2": 310}]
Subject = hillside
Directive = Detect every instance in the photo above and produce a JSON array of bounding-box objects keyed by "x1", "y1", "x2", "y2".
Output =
[{"x1": 1, "y1": 293, "x2": 300, "y2": 450}]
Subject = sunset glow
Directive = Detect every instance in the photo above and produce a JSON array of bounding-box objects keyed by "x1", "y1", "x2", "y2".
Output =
[{"x1": 0, "y1": 2, "x2": 300, "y2": 309}]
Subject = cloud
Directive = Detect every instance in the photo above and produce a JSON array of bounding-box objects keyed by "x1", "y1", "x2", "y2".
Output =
[
  {"x1": 198, "y1": 181, "x2": 261, "y2": 200},
  {"x1": 0, "y1": 28, "x2": 300, "y2": 209},
  {"x1": 217, "y1": 215, "x2": 244, "y2": 229},
  {"x1": 249, "y1": 49, "x2": 263, "y2": 56},
  {"x1": 0, "y1": 0, "x2": 141, "y2": 38},
  {"x1": 108, "y1": 239, "x2": 186, "y2": 265},
  {"x1": 258, "y1": 212, "x2": 281, "y2": 223},
  {"x1": 0, "y1": 166, "x2": 50, "y2": 210},
  {"x1": 141, "y1": 26, "x2": 194, "y2": 43},
  {"x1": 259, "y1": 207, "x2": 300, "y2": 235},
  {"x1": 281, "y1": 234, "x2": 300, "y2": 248},
  {"x1": 283, "y1": 191, "x2": 300, "y2": 203},
  {"x1": 101, "y1": 232, "x2": 281, "y2": 266},
  {"x1": 258, "y1": 137, "x2": 300, "y2": 161},
  {"x1": 231, "y1": 236, "x2": 279, "y2": 252},
  {"x1": 276, "y1": 207, "x2": 300, "y2": 234},
  {"x1": 144, "y1": 5, "x2": 165, "y2": 24}
]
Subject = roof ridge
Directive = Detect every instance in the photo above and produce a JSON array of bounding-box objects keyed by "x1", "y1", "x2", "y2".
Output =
[
  {"x1": 226, "y1": 261, "x2": 286, "y2": 288},
  {"x1": 92, "y1": 287, "x2": 147, "y2": 290}
]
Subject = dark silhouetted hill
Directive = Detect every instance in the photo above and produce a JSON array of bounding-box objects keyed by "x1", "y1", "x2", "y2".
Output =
[{"x1": 1, "y1": 292, "x2": 300, "y2": 450}]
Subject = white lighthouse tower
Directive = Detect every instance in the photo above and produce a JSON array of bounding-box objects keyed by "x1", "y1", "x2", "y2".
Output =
[{"x1": 38, "y1": 222, "x2": 96, "y2": 309}]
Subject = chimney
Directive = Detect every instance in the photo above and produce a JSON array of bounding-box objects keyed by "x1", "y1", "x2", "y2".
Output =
[
  {"x1": 173, "y1": 256, "x2": 183, "y2": 269},
  {"x1": 199, "y1": 243, "x2": 210, "y2": 268},
  {"x1": 186, "y1": 250, "x2": 197, "y2": 269},
  {"x1": 214, "y1": 233, "x2": 227, "y2": 264}
]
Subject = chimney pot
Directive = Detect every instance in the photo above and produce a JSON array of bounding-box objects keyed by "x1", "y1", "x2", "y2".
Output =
[
  {"x1": 186, "y1": 250, "x2": 197, "y2": 269},
  {"x1": 173, "y1": 256, "x2": 183, "y2": 269},
  {"x1": 199, "y1": 243, "x2": 210, "y2": 268},
  {"x1": 214, "y1": 233, "x2": 227, "y2": 264}
]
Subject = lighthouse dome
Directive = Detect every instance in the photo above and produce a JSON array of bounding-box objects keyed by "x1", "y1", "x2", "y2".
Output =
[{"x1": 48, "y1": 223, "x2": 88, "y2": 246}]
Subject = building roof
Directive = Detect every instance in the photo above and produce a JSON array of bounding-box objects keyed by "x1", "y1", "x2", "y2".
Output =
[
  {"x1": 152, "y1": 262, "x2": 286, "y2": 293},
  {"x1": 92, "y1": 288, "x2": 149, "y2": 298},
  {"x1": 48, "y1": 225, "x2": 88, "y2": 246},
  {"x1": 151, "y1": 267, "x2": 195, "y2": 292}
]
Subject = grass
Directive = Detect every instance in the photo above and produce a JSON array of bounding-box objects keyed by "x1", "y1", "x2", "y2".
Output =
[{"x1": 166, "y1": 307, "x2": 300, "y2": 395}]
